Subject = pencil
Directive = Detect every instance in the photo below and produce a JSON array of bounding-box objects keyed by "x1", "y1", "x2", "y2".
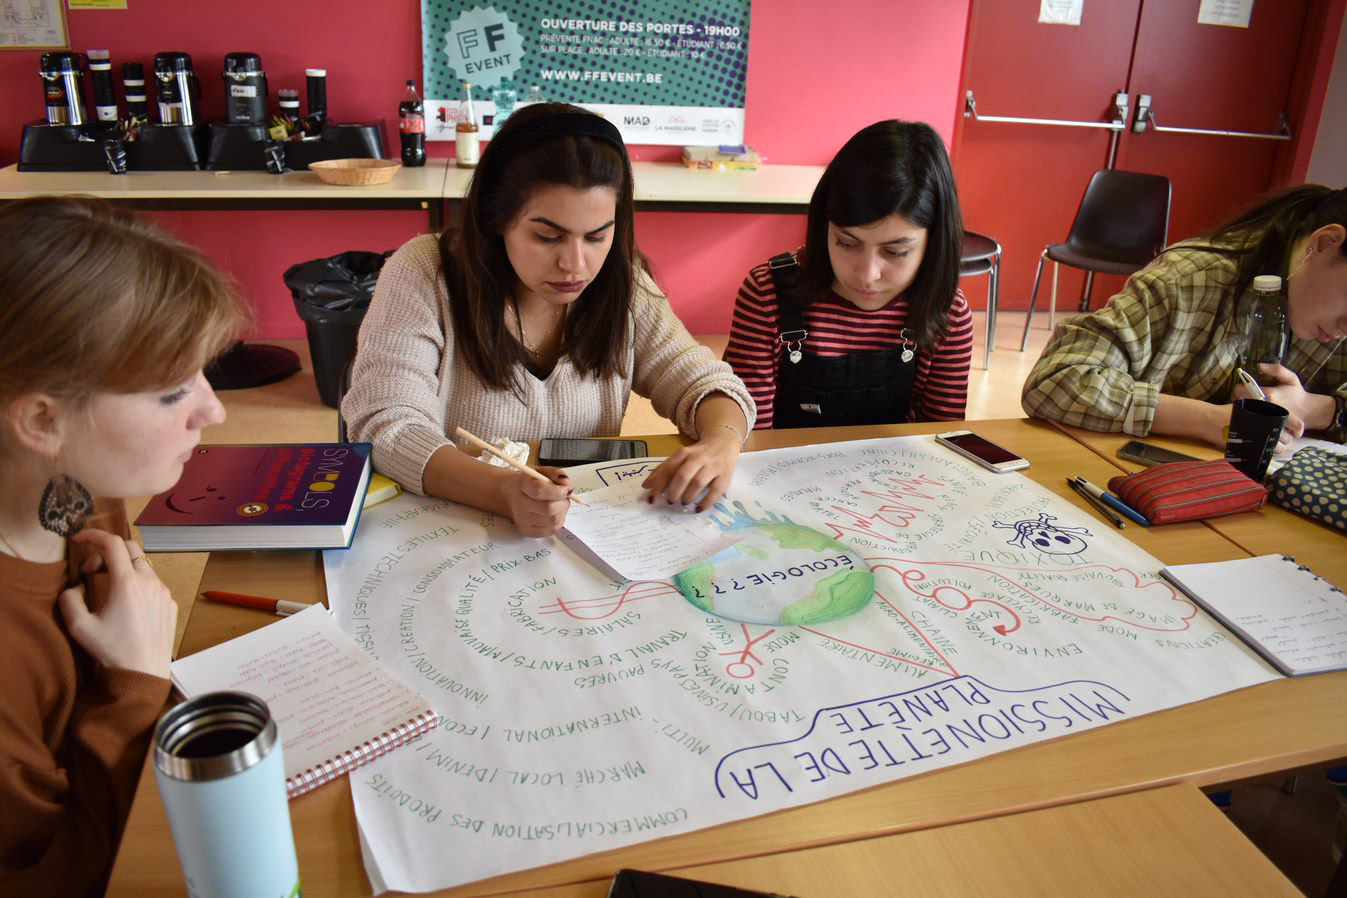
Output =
[{"x1": 453, "y1": 426, "x2": 589, "y2": 505}]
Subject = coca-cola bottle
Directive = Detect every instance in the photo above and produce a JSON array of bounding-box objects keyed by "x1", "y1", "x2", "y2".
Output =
[{"x1": 399, "y1": 79, "x2": 426, "y2": 167}]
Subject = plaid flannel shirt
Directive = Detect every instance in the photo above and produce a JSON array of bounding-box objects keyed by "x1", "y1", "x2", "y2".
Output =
[{"x1": 1022, "y1": 240, "x2": 1347, "y2": 441}]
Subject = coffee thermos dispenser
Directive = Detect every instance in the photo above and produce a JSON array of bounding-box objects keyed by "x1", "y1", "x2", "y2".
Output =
[
  {"x1": 222, "y1": 53, "x2": 268, "y2": 125},
  {"x1": 154, "y1": 52, "x2": 199, "y2": 125},
  {"x1": 40, "y1": 52, "x2": 87, "y2": 126}
]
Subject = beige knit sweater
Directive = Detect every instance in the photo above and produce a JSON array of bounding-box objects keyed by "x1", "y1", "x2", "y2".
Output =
[{"x1": 343, "y1": 234, "x2": 755, "y2": 494}]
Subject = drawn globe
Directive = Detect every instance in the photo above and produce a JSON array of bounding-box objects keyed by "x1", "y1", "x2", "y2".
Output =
[{"x1": 672, "y1": 524, "x2": 874, "y2": 626}]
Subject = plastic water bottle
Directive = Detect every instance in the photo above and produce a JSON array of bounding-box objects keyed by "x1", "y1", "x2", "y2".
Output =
[
  {"x1": 1241, "y1": 274, "x2": 1288, "y2": 386},
  {"x1": 517, "y1": 84, "x2": 544, "y2": 110},
  {"x1": 399, "y1": 79, "x2": 426, "y2": 167}
]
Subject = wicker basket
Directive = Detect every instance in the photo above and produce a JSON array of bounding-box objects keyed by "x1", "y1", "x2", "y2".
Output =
[{"x1": 308, "y1": 158, "x2": 402, "y2": 186}]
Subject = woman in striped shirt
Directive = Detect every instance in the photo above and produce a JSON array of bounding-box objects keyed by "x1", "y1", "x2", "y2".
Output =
[{"x1": 725, "y1": 120, "x2": 973, "y2": 429}]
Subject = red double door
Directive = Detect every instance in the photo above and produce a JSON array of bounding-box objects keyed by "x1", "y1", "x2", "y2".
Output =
[{"x1": 954, "y1": 0, "x2": 1335, "y2": 316}]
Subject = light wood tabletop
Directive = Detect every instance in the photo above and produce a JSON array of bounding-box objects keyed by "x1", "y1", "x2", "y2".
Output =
[
  {"x1": 1049, "y1": 423, "x2": 1347, "y2": 589},
  {"x1": 107, "y1": 420, "x2": 1346, "y2": 896}
]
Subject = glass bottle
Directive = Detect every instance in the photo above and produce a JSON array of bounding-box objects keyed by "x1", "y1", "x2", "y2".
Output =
[
  {"x1": 1241, "y1": 274, "x2": 1288, "y2": 386},
  {"x1": 399, "y1": 79, "x2": 426, "y2": 167},
  {"x1": 455, "y1": 81, "x2": 479, "y2": 168}
]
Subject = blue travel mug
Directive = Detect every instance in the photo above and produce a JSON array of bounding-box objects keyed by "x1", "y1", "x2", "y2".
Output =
[{"x1": 154, "y1": 691, "x2": 301, "y2": 898}]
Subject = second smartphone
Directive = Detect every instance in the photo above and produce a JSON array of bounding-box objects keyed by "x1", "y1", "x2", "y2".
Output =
[{"x1": 537, "y1": 438, "x2": 648, "y2": 467}]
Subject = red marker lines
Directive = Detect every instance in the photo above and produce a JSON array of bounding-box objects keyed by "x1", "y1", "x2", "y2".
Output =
[
  {"x1": 538, "y1": 581, "x2": 681, "y2": 620},
  {"x1": 718, "y1": 624, "x2": 776, "y2": 679}
]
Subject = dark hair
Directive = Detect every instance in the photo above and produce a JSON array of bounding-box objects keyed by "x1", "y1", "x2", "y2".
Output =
[
  {"x1": 792, "y1": 120, "x2": 964, "y2": 348},
  {"x1": 439, "y1": 103, "x2": 642, "y2": 391},
  {"x1": 1195, "y1": 184, "x2": 1347, "y2": 301}
]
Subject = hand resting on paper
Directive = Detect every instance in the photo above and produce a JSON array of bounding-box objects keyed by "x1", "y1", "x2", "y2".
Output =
[{"x1": 641, "y1": 425, "x2": 741, "y2": 513}]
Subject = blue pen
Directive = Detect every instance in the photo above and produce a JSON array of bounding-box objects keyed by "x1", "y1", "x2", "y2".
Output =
[{"x1": 1074, "y1": 477, "x2": 1150, "y2": 526}]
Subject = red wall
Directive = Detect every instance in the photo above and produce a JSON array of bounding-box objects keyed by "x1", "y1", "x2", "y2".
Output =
[{"x1": 1, "y1": 1, "x2": 971, "y2": 337}]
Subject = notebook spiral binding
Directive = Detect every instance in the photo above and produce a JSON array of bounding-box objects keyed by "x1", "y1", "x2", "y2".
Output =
[
  {"x1": 1280, "y1": 554, "x2": 1344, "y2": 594},
  {"x1": 285, "y1": 709, "x2": 439, "y2": 799}
]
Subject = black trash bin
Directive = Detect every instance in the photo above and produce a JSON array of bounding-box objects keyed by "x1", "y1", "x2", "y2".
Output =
[{"x1": 284, "y1": 250, "x2": 391, "y2": 408}]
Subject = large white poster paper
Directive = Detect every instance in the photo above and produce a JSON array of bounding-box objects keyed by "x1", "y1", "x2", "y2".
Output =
[{"x1": 325, "y1": 437, "x2": 1277, "y2": 893}]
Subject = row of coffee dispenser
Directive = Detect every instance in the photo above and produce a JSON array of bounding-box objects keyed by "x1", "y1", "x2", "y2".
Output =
[
  {"x1": 25, "y1": 49, "x2": 386, "y2": 172},
  {"x1": 40, "y1": 50, "x2": 325, "y2": 133}
]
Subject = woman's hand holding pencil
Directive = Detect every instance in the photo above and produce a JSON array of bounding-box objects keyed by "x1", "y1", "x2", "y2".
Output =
[{"x1": 454, "y1": 427, "x2": 584, "y2": 538}]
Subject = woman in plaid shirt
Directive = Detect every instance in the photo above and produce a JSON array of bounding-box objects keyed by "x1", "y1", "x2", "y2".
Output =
[{"x1": 1023, "y1": 185, "x2": 1347, "y2": 447}]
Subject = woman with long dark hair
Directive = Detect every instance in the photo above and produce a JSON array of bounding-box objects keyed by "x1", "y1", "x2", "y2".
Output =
[
  {"x1": 1023, "y1": 185, "x2": 1347, "y2": 446},
  {"x1": 343, "y1": 104, "x2": 754, "y2": 535},
  {"x1": 724, "y1": 120, "x2": 973, "y2": 429}
]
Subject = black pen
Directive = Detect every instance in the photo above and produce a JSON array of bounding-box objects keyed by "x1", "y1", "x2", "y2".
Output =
[
  {"x1": 1067, "y1": 477, "x2": 1126, "y2": 528},
  {"x1": 1074, "y1": 476, "x2": 1150, "y2": 526}
]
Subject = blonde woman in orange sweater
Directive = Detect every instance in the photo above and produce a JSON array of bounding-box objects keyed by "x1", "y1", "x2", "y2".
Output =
[{"x1": 0, "y1": 196, "x2": 242, "y2": 897}]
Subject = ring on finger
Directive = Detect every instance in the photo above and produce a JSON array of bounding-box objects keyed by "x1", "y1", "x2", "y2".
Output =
[{"x1": 131, "y1": 555, "x2": 154, "y2": 568}]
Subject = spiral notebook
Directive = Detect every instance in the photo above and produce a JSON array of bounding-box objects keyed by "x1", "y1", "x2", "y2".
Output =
[
  {"x1": 170, "y1": 603, "x2": 438, "y2": 798},
  {"x1": 1160, "y1": 555, "x2": 1347, "y2": 676}
]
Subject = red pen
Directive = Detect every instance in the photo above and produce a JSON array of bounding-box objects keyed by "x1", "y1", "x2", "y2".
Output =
[{"x1": 201, "y1": 590, "x2": 311, "y2": 617}]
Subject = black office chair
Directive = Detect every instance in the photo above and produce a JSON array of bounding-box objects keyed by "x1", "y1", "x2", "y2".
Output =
[
  {"x1": 1019, "y1": 169, "x2": 1171, "y2": 351},
  {"x1": 958, "y1": 230, "x2": 1001, "y2": 369}
]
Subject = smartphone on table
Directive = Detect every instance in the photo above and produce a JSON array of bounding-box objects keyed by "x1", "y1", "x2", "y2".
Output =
[
  {"x1": 1116, "y1": 440, "x2": 1199, "y2": 467},
  {"x1": 537, "y1": 438, "x2": 649, "y2": 467},
  {"x1": 934, "y1": 430, "x2": 1030, "y2": 473},
  {"x1": 608, "y1": 868, "x2": 795, "y2": 898}
]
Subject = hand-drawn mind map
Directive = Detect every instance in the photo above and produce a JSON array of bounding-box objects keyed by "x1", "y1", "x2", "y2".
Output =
[{"x1": 323, "y1": 436, "x2": 1277, "y2": 893}]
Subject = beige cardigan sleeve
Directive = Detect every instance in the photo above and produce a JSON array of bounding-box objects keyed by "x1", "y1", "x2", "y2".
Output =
[
  {"x1": 341, "y1": 236, "x2": 453, "y2": 494},
  {"x1": 629, "y1": 274, "x2": 756, "y2": 437}
]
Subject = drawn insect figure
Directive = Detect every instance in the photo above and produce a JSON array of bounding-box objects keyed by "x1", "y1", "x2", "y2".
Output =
[{"x1": 992, "y1": 513, "x2": 1092, "y2": 555}]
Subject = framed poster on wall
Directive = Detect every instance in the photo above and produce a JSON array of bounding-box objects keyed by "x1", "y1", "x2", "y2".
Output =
[
  {"x1": 0, "y1": 0, "x2": 69, "y2": 49},
  {"x1": 421, "y1": 0, "x2": 751, "y2": 146}
]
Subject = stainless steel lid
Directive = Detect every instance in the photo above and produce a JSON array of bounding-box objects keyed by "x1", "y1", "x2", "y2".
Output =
[{"x1": 154, "y1": 691, "x2": 277, "y2": 782}]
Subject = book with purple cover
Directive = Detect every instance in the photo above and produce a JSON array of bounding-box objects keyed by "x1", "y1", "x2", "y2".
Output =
[{"x1": 135, "y1": 443, "x2": 372, "y2": 551}]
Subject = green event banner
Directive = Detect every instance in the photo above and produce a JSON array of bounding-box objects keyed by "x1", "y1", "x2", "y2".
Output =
[{"x1": 421, "y1": 1, "x2": 751, "y2": 146}]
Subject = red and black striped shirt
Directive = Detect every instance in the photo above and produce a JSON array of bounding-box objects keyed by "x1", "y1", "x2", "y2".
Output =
[{"x1": 724, "y1": 258, "x2": 973, "y2": 428}]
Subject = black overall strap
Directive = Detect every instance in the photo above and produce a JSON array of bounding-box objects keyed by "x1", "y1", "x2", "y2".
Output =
[{"x1": 769, "y1": 252, "x2": 807, "y2": 342}]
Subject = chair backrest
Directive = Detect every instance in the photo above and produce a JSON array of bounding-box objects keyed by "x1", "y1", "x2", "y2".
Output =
[{"x1": 1065, "y1": 169, "x2": 1172, "y2": 266}]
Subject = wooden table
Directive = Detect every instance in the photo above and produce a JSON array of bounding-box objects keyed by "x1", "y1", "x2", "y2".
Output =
[
  {"x1": 108, "y1": 420, "x2": 1346, "y2": 896},
  {"x1": 1050, "y1": 423, "x2": 1347, "y2": 589},
  {"x1": 0, "y1": 160, "x2": 452, "y2": 229},
  {"x1": 1, "y1": 158, "x2": 822, "y2": 240},
  {"x1": 522, "y1": 784, "x2": 1297, "y2": 898}
]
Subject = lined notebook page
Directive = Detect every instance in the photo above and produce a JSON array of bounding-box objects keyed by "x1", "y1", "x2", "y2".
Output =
[
  {"x1": 1160, "y1": 555, "x2": 1347, "y2": 676},
  {"x1": 171, "y1": 603, "x2": 436, "y2": 794}
]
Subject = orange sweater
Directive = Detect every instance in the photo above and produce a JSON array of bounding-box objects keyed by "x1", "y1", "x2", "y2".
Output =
[{"x1": 0, "y1": 500, "x2": 170, "y2": 898}]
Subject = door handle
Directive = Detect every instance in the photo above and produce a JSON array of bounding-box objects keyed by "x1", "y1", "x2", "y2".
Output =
[
  {"x1": 1132, "y1": 94, "x2": 1292, "y2": 141},
  {"x1": 964, "y1": 89, "x2": 1128, "y2": 131}
]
